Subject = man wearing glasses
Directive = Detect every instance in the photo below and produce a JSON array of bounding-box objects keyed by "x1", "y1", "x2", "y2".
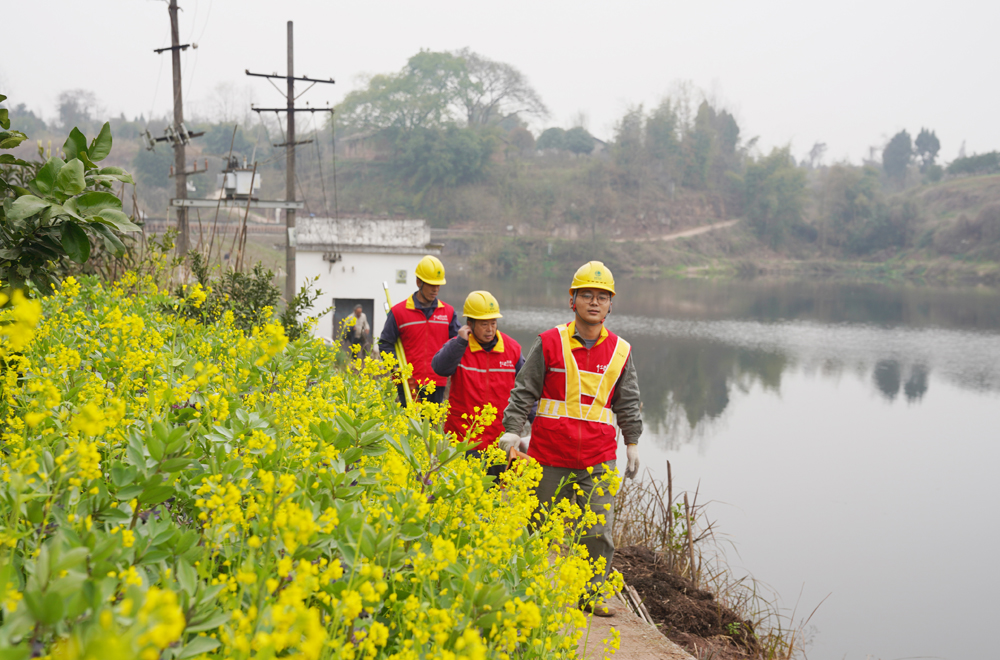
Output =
[{"x1": 498, "y1": 261, "x2": 642, "y2": 618}]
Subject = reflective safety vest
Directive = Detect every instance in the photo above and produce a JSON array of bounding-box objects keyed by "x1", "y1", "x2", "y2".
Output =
[
  {"x1": 391, "y1": 296, "x2": 455, "y2": 388},
  {"x1": 529, "y1": 322, "x2": 631, "y2": 469},
  {"x1": 444, "y1": 332, "x2": 522, "y2": 450}
]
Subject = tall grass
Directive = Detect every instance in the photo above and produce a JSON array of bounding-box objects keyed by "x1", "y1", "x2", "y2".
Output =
[{"x1": 613, "y1": 462, "x2": 817, "y2": 659}]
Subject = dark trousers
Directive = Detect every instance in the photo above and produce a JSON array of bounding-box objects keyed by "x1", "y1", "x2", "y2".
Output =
[{"x1": 533, "y1": 460, "x2": 617, "y2": 590}]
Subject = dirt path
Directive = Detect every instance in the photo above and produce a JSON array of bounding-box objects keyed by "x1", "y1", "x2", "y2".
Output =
[
  {"x1": 577, "y1": 601, "x2": 694, "y2": 660},
  {"x1": 609, "y1": 219, "x2": 740, "y2": 243}
]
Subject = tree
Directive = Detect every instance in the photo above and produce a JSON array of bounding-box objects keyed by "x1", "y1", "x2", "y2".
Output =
[
  {"x1": 336, "y1": 51, "x2": 466, "y2": 133},
  {"x1": 682, "y1": 101, "x2": 716, "y2": 189},
  {"x1": 57, "y1": 89, "x2": 100, "y2": 133},
  {"x1": 645, "y1": 100, "x2": 680, "y2": 164},
  {"x1": 741, "y1": 146, "x2": 807, "y2": 247},
  {"x1": 536, "y1": 127, "x2": 566, "y2": 151},
  {"x1": 914, "y1": 128, "x2": 940, "y2": 172},
  {"x1": 508, "y1": 126, "x2": 535, "y2": 155},
  {"x1": 612, "y1": 105, "x2": 646, "y2": 187},
  {"x1": 882, "y1": 130, "x2": 912, "y2": 182},
  {"x1": 451, "y1": 48, "x2": 548, "y2": 126},
  {"x1": 564, "y1": 127, "x2": 595, "y2": 155},
  {"x1": 132, "y1": 144, "x2": 174, "y2": 189},
  {"x1": 807, "y1": 142, "x2": 827, "y2": 169},
  {"x1": 2, "y1": 103, "x2": 47, "y2": 136},
  {"x1": 203, "y1": 124, "x2": 254, "y2": 157},
  {"x1": 336, "y1": 49, "x2": 547, "y2": 135}
]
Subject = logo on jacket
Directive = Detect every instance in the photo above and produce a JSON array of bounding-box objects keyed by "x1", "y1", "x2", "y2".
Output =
[
  {"x1": 499, "y1": 360, "x2": 514, "y2": 368},
  {"x1": 433, "y1": 314, "x2": 448, "y2": 321},
  {"x1": 596, "y1": 363, "x2": 608, "y2": 373}
]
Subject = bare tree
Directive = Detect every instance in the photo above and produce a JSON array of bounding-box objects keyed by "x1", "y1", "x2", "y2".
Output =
[{"x1": 451, "y1": 48, "x2": 548, "y2": 127}]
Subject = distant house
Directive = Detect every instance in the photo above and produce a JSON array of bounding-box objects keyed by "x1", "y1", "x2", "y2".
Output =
[
  {"x1": 341, "y1": 131, "x2": 394, "y2": 161},
  {"x1": 295, "y1": 217, "x2": 442, "y2": 342}
]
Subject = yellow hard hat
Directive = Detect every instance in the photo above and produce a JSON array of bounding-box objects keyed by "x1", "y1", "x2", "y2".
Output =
[
  {"x1": 463, "y1": 290, "x2": 503, "y2": 320},
  {"x1": 569, "y1": 261, "x2": 615, "y2": 296},
  {"x1": 415, "y1": 255, "x2": 446, "y2": 285}
]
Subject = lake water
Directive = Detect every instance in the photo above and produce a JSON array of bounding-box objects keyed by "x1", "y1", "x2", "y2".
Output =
[{"x1": 445, "y1": 274, "x2": 1000, "y2": 660}]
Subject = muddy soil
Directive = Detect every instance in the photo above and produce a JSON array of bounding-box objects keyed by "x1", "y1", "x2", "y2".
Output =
[{"x1": 613, "y1": 546, "x2": 760, "y2": 660}]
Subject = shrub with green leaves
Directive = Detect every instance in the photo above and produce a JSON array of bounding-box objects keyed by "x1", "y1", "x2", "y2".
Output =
[{"x1": 0, "y1": 94, "x2": 137, "y2": 293}]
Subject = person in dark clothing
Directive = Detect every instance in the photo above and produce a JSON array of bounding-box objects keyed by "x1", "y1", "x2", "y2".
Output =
[{"x1": 378, "y1": 255, "x2": 460, "y2": 404}]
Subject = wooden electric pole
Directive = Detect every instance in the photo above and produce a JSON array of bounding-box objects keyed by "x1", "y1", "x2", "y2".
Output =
[
  {"x1": 247, "y1": 21, "x2": 335, "y2": 303},
  {"x1": 168, "y1": 0, "x2": 188, "y2": 256},
  {"x1": 285, "y1": 21, "x2": 296, "y2": 303}
]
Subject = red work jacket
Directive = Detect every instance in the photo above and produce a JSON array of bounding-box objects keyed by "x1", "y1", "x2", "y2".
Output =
[
  {"x1": 528, "y1": 322, "x2": 632, "y2": 469},
  {"x1": 444, "y1": 332, "x2": 522, "y2": 450},
  {"x1": 391, "y1": 297, "x2": 455, "y2": 389}
]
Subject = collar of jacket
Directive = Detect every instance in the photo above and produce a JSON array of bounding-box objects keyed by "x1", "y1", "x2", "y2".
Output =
[
  {"x1": 566, "y1": 320, "x2": 608, "y2": 349},
  {"x1": 469, "y1": 332, "x2": 503, "y2": 353},
  {"x1": 406, "y1": 294, "x2": 444, "y2": 310}
]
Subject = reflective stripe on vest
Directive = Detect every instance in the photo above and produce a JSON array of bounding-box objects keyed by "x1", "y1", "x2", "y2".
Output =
[{"x1": 540, "y1": 324, "x2": 631, "y2": 426}]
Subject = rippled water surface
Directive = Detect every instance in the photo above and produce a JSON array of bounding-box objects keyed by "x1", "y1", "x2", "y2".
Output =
[{"x1": 446, "y1": 275, "x2": 1000, "y2": 660}]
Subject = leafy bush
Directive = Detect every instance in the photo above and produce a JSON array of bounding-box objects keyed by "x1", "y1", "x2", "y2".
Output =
[
  {"x1": 1, "y1": 94, "x2": 138, "y2": 293},
  {"x1": 0, "y1": 275, "x2": 617, "y2": 659},
  {"x1": 945, "y1": 151, "x2": 1000, "y2": 177}
]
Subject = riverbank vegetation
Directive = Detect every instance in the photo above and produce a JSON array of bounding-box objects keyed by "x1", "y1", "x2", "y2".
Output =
[{"x1": 0, "y1": 273, "x2": 628, "y2": 659}]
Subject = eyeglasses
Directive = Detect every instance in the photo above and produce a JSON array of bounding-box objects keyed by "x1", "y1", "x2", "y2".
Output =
[{"x1": 577, "y1": 291, "x2": 611, "y2": 304}]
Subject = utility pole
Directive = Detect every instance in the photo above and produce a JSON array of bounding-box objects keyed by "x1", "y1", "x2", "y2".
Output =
[
  {"x1": 247, "y1": 21, "x2": 335, "y2": 303},
  {"x1": 168, "y1": 0, "x2": 189, "y2": 255},
  {"x1": 285, "y1": 21, "x2": 296, "y2": 303}
]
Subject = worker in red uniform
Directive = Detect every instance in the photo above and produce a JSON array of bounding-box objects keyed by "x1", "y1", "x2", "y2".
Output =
[
  {"x1": 499, "y1": 261, "x2": 642, "y2": 617},
  {"x1": 431, "y1": 291, "x2": 527, "y2": 474},
  {"x1": 378, "y1": 255, "x2": 460, "y2": 404}
]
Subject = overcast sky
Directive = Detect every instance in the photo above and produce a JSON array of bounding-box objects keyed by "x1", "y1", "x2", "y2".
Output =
[{"x1": 3, "y1": 0, "x2": 997, "y2": 164}]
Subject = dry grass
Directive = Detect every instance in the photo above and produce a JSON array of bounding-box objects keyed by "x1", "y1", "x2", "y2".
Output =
[{"x1": 613, "y1": 463, "x2": 820, "y2": 659}]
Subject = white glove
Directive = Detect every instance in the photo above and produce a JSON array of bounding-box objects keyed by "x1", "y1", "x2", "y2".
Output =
[
  {"x1": 497, "y1": 432, "x2": 520, "y2": 452},
  {"x1": 624, "y1": 444, "x2": 640, "y2": 480}
]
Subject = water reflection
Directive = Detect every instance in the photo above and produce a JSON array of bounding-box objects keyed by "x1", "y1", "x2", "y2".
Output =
[{"x1": 490, "y1": 307, "x2": 1000, "y2": 445}]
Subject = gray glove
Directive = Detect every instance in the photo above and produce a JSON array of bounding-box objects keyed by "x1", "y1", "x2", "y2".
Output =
[
  {"x1": 497, "y1": 432, "x2": 520, "y2": 452},
  {"x1": 624, "y1": 444, "x2": 640, "y2": 480}
]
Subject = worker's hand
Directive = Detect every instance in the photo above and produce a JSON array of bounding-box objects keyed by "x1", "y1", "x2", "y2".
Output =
[
  {"x1": 497, "y1": 432, "x2": 520, "y2": 452},
  {"x1": 458, "y1": 325, "x2": 472, "y2": 341},
  {"x1": 624, "y1": 444, "x2": 640, "y2": 480}
]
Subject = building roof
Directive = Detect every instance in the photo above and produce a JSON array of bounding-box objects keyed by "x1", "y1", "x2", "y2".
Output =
[{"x1": 296, "y1": 217, "x2": 441, "y2": 254}]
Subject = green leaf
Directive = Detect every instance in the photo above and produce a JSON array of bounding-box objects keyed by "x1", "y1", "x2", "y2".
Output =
[
  {"x1": 33, "y1": 158, "x2": 65, "y2": 194},
  {"x1": 88, "y1": 122, "x2": 113, "y2": 161},
  {"x1": 176, "y1": 559, "x2": 197, "y2": 595},
  {"x1": 0, "y1": 154, "x2": 29, "y2": 166},
  {"x1": 56, "y1": 158, "x2": 86, "y2": 195},
  {"x1": 73, "y1": 191, "x2": 122, "y2": 216},
  {"x1": 114, "y1": 485, "x2": 144, "y2": 501},
  {"x1": 91, "y1": 223, "x2": 127, "y2": 257},
  {"x1": 0, "y1": 107, "x2": 8, "y2": 130},
  {"x1": 93, "y1": 208, "x2": 141, "y2": 232},
  {"x1": 96, "y1": 166, "x2": 135, "y2": 185},
  {"x1": 176, "y1": 636, "x2": 221, "y2": 659},
  {"x1": 111, "y1": 463, "x2": 138, "y2": 487},
  {"x1": 62, "y1": 128, "x2": 88, "y2": 161},
  {"x1": 61, "y1": 222, "x2": 91, "y2": 264},
  {"x1": 139, "y1": 485, "x2": 175, "y2": 506},
  {"x1": 185, "y1": 610, "x2": 231, "y2": 633},
  {"x1": 0, "y1": 130, "x2": 27, "y2": 149},
  {"x1": 79, "y1": 150, "x2": 98, "y2": 171},
  {"x1": 54, "y1": 547, "x2": 90, "y2": 573},
  {"x1": 7, "y1": 195, "x2": 51, "y2": 221}
]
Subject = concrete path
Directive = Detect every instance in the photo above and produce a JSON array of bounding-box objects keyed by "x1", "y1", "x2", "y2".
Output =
[
  {"x1": 610, "y1": 219, "x2": 740, "y2": 243},
  {"x1": 576, "y1": 599, "x2": 694, "y2": 660}
]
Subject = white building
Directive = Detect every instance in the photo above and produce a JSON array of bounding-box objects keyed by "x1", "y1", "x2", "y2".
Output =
[{"x1": 295, "y1": 217, "x2": 442, "y2": 343}]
